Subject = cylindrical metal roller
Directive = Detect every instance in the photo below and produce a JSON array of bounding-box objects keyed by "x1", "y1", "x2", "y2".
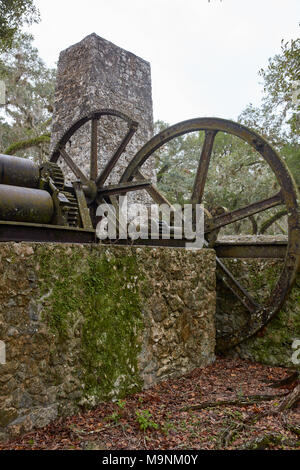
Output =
[
  {"x1": 0, "y1": 185, "x2": 54, "y2": 224},
  {"x1": 0, "y1": 154, "x2": 39, "y2": 189}
]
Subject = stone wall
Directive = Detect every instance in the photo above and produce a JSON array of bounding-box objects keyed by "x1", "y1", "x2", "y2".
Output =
[
  {"x1": 0, "y1": 243, "x2": 216, "y2": 440},
  {"x1": 50, "y1": 33, "x2": 155, "y2": 201}
]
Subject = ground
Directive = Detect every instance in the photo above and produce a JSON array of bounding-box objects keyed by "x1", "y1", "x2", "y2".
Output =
[{"x1": 0, "y1": 358, "x2": 299, "y2": 451}]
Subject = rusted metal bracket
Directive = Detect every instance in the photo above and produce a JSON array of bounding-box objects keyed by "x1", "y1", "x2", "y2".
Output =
[{"x1": 73, "y1": 181, "x2": 93, "y2": 230}]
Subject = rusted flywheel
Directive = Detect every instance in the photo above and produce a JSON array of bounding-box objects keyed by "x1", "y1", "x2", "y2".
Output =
[
  {"x1": 50, "y1": 112, "x2": 300, "y2": 352},
  {"x1": 120, "y1": 117, "x2": 300, "y2": 352},
  {"x1": 50, "y1": 109, "x2": 152, "y2": 226}
]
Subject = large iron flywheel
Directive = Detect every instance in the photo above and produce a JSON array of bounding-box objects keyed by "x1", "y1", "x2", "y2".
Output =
[{"x1": 120, "y1": 117, "x2": 300, "y2": 351}]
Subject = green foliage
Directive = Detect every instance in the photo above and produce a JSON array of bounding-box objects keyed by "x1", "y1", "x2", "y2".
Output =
[
  {"x1": 239, "y1": 37, "x2": 300, "y2": 143},
  {"x1": 106, "y1": 411, "x2": 121, "y2": 424},
  {"x1": 135, "y1": 409, "x2": 159, "y2": 432},
  {"x1": 116, "y1": 399, "x2": 126, "y2": 409},
  {"x1": 238, "y1": 37, "x2": 300, "y2": 233},
  {"x1": 259, "y1": 38, "x2": 300, "y2": 136},
  {"x1": 205, "y1": 133, "x2": 277, "y2": 215},
  {"x1": 281, "y1": 143, "x2": 300, "y2": 187},
  {"x1": 0, "y1": 32, "x2": 55, "y2": 161},
  {"x1": 0, "y1": 0, "x2": 40, "y2": 51},
  {"x1": 153, "y1": 120, "x2": 203, "y2": 205}
]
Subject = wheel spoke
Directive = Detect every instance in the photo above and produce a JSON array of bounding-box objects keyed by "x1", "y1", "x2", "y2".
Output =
[
  {"x1": 59, "y1": 148, "x2": 89, "y2": 184},
  {"x1": 98, "y1": 180, "x2": 152, "y2": 196},
  {"x1": 90, "y1": 118, "x2": 98, "y2": 181},
  {"x1": 135, "y1": 169, "x2": 185, "y2": 227},
  {"x1": 205, "y1": 191, "x2": 284, "y2": 233},
  {"x1": 135, "y1": 169, "x2": 176, "y2": 207},
  {"x1": 260, "y1": 209, "x2": 288, "y2": 234},
  {"x1": 191, "y1": 130, "x2": 217, "y2": 204},
  {"x1": 96, "y1": 123, "x2": 138, "y2": 188},
  {"x1": 216, "y1": 257, "x2": 260, "y2": 313},
  {"x1": 73, "y1": 181, "x2": 93, "y2": 229}
]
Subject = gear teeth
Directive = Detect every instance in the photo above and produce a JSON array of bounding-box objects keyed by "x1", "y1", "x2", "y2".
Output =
[
  {"x1": 61, "y1": 190, "x2": 79, "y2": 227},
  {"x1": 46, "y1": 162, "x2": 65, "y2": 190},
  {"x1": 41, "y1": 161, "x2": 81, "y2": 227}
]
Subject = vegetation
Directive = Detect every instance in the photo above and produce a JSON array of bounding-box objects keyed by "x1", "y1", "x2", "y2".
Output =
[
  {"x1": 0, "y1": 0, "x2": 40, "y2": 51},
  {"x1": 135, "y1": 409, "x2": 159, "y2": 432},
  {"x1": 0, "y1": 32, "x2": 55, "y2": 162},
  {"x1": 239, "y1": 37, "x2": 300, "y2": 195},
  {"x1": 1, "y1": 358, "x2": 298, "y2": 450},
  {"x1": 240, "y1": 38, "x2": 300, "y2": 142}
]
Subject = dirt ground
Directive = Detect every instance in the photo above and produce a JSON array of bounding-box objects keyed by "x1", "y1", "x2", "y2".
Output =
[{"x1": 0, "y1": 358, "x2": 299, "y2": 451}]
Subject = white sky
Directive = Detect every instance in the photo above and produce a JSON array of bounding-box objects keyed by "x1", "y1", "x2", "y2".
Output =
[{"x1": 29, "y1": 0, "x2": 300, "y2": 124}]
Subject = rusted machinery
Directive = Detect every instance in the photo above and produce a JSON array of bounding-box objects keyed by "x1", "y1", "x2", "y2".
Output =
[{"x1": 0, "y1": 109, "x2": 299, "y2": 351}]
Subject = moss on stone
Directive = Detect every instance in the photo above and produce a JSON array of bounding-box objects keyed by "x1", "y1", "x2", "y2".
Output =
[
  {"x1": 80, "y1": 250, "x2": 144, "y2": 400},
  {"x1": 4, "y1": 134, "x2": 51, "y2": 155},
  {"x1": 37, "y1": 245, "x2": 144, "y2": 401},
  {"x1": 38, "y1": 246, "x2": 84, "y2": 338}
]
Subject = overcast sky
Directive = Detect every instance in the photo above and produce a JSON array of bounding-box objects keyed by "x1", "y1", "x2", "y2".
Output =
[{"x1": 29, "y1": 0, "x2": 299, "y2": 124}]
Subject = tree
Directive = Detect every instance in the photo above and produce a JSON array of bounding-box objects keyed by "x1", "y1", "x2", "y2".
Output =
[
  {"x1": 0, "y1": 32, "x2": 56, "y2": 162},
  {"x1": 0, "y1": 0, "x2": 40, "y2": 51},
  {"x1": 238, "y1": 36, "x2": 300, "y2": 233},
  {"x1": 259, "y1": 37, "x2": 300, "y2": 137},
  {"x1": 239, "y1": 37, "x2": 300, "y2": 143}
]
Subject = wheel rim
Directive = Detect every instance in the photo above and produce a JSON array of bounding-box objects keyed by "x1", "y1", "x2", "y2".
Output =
[
  {"x1": 50, "y1": 108, "x2": 138, "y2": 188},
  {"x1": 49, "y1": 109, "x2": 157, "y2": 224}
]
